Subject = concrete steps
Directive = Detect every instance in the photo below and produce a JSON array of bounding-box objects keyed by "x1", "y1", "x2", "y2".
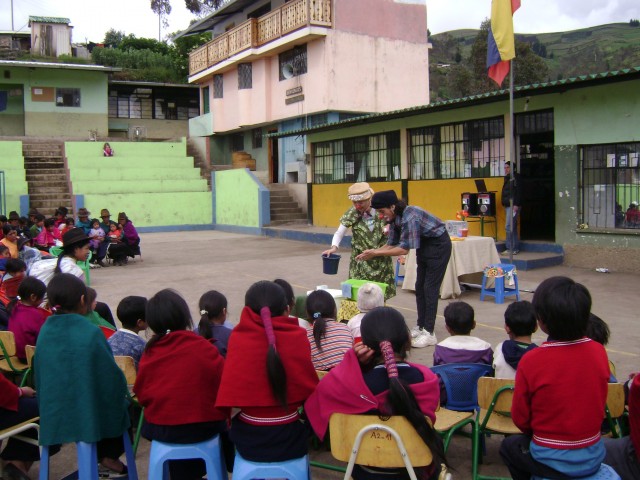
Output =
[
  {"x1": 23, "y1": 140, "x2": 72, "y2": 214},
  {"x1": 496, "y1": 241, "x2": 564, "y2": 271},
  {"x1": 268, "y1": 184, "x2": 308, "y2": 226}
]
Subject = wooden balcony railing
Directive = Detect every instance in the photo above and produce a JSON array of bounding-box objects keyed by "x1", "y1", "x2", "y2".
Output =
[{"x1": 189, "y1": 0, "x2": 332, "y2": 75}]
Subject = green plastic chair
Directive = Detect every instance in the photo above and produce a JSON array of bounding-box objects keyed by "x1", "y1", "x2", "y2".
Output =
[{"x1": 48, "y1": 246, "x2": 91, "y2": 286}]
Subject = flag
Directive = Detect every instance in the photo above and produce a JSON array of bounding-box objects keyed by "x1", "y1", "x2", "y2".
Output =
[{"x1": 486, "y1": 0, "x2": 521, "y2": 87}]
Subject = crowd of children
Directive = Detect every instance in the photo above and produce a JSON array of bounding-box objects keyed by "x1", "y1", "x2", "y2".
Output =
[{"x1": 0, "y1": 236, "x2": 634, "y2": 480}]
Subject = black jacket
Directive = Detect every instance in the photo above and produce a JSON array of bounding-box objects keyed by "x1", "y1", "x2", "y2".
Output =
[{"x1": 501, "y1": 172, "x2": 522, "y2": 207}]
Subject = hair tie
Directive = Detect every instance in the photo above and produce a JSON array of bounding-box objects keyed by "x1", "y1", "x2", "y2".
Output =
[
  {"x1": 15, "y1": 295, "x2": 21, "y2": 301},
  {"x1": 260, "y1": 306, "x2": 276, "y2": 349},
  {"x1": 165, "y1": 329, "x2": 171, "y2": 335},
  {"x1": 380, "y1": 340, "x2": 399, "y2": 379},
  {"x1": 200, "y1": 309, "x2": 208, "y2": 316},
  {"x1": 312, "y1": 312, "x2": 322, "y2": 319}
]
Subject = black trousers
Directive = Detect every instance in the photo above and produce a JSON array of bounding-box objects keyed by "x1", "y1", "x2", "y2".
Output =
[
  {"x1": 0, "y1": 397, "x2": 40, "y2": 462},
  {"x1": 500, "y1": 435, "x2": 574, "y2": 480},
  {"x1": 415, "y1": 232, "x2": 452, "y2": 333}
]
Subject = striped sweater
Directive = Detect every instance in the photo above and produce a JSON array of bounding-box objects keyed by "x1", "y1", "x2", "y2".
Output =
[
  {"x1": 306, "y1": 320, "x2": 353, "y2": 371},
  {"x1": 512, "y1": 337, "x2": 609, "y2": 449}
]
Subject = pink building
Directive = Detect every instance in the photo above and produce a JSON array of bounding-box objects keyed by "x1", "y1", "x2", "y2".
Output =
[{"x1": 181, "y1": 0, "x2": 430, "y2": 184}]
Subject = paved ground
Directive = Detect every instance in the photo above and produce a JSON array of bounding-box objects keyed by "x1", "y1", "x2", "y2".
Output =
[{"x1": 30, "y1": 230, "x2": 639, "y2": 479}]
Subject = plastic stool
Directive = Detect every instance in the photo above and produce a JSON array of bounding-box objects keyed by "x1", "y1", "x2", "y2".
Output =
[
  {"x1": 480, "y1": 263, "x2": 520, "y2": 304},
  {"x1": 395, "y1": 257, "x2": 405, "y2": 286},
  {"x1": 232, "y1": 452, "x2": 310, "y2": 480},
  {"x1": 532, "y1": 463, "x2": 620, "y2": 480},
  {"x1": 148, "y1": 434, "x2": 227, "y2": 480},
  {"x1": 39, "y1": 432, "x2": 138, "y2": 480}
]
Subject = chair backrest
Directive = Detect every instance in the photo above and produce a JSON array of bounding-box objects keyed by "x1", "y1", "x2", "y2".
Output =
[
  {"x1": 114, "y1": 356, "x2": 137, "y2": 386},
  {"x1": 316, "y1": 370, "x2": 328, "y2": 380},
  {"x1": 606, "y1": 382, "x2": 625, "y2": 419},
  {"x1": 430, "y1": 363, "x2": 494, "y2": 411},
  {"x1": 478, "y1": 377, "x2": 515, "y2": 412},
  {"x1": 329, "y1": 413, "x2": 432, "y2": 468},
  {"x1": 0, "y1": 330, "x2": 18, "y2": 357},
  {"x1": 25, "y1": 345, "x2": 36, "y2": 368}
]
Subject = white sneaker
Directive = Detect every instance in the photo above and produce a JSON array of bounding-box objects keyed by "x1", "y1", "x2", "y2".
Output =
[
  {"x1": 410, "y1": 326, "x2": 422, "y2": 338},
  {"x1": 411, "y1": 329, "x2": 437, "y2": 348}
]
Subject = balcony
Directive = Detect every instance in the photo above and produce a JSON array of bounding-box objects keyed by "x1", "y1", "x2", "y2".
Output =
[{"x1": 189, "y1": 0, "x2": 332, "y2": 76}]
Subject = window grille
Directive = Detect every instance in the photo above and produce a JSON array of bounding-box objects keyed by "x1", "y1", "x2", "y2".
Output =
[{"x1": 238, "y1": 63, "x2": 252, "y2": 89}]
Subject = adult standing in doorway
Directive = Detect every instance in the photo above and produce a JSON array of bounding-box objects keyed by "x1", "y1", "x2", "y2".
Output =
[
  {"x1": 501, "y1": 161, "x2": 522, "y2": 255},
  {"x1": 356, "y1": 190, "x2": 451, "y2": 348},
  {"x1": 322, "y1": 183, "x2": 396, "y2": 299}
]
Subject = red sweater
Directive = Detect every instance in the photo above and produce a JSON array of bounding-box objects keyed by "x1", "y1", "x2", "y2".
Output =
[
  {"x1": 512, "y1": 337, "x2": 609, "y2": 449},
  {"x1": 134, "y1": 330, "x2": 226, "y2": 425},
  {"x1": 0, "y1": 373, "x2": 19, "y2": 411}
]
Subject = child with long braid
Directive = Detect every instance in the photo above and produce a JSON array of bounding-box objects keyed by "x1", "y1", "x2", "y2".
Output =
[
  {"x1": 215, "y1": 280, "x2": 318, "y2": 463},
  {"x1": 305, "y1": 306, "x2": 446, "y2": 479}
]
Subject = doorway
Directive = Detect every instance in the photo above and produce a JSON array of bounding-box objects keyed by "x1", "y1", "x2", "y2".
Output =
[
  {"x1": 516, "y1": 110, "x2": 555, "y2": 241},
  {"x1": 269, "y1": 130, "x2": 279, "y2": 183}
]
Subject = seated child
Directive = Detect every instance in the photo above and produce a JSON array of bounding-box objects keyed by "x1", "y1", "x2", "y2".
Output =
[
  {"x1": 433, "y1": 301, "x2": 493, "y2": 366},
  {"x1": 215, "y1": 280, "x2": 318, "y2": 464},
  {"x1": 0, "y1": 244, "x2": 10, "y2": 271},
  {"x1": 305, "y1": 307, "x2": 447, "y2": 480},
  {"x1": 35, "y1": 218, "x2": 61, "y2": 251},
  {"x1": 84, "y1": 287, "x2": 116, "y2": 333},
  {"x1": 60, "y1": 218, "x2": 75, "y2": 238},
  {"x1": 493, "y1": 300, "x2": 538, "y2": 379},
  {"x1": 134, "y1": 289, "x2": 226, "y2": 480},
  {"x1": 347, "y1": 282, "x2": 385, "y2": 342},
  {"x1": 107, "y1": 222, "x2": 123, "y2": 243},
  {"x1": 274, "y1": 278, "x2": 310, "y2": 329},
  {"x1": 103, "y1": 143, "x2": 114, "y2": 157},
  {"x1": 306, "y1": 289, "x2": 353, "y2": 371},
  {"x1": 586, "y1": 313, "x2": 617, "y2": 382},
  {"x1": 29, "y1": 214, "x2": 44, "y2": 240},
  {"x1": 88, "y1": 218, "x2": 105, "y2": 257},
  {"x1": 1, "y1": 259, "x2": 27, "y2": 300},
  {"x1": 500, "y1": 276, "x2": 610, "y2": 480},
  {"x1": 108, "y1": 296, "x2": 148, "y2": 368},
  {"x1": 35, "y1": 273, "x2": 131, "y2": 477},
  {"x1": 7, "y1": 277, "x2": 49, "y2": 361},
  {"x1": 197, "y1": 290, "x2": 233, "y2": 357}
]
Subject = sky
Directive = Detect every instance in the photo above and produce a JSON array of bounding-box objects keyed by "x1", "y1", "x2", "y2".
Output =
[{"x1": 1, "y1": 0, "x2": 640, "y2": 43}]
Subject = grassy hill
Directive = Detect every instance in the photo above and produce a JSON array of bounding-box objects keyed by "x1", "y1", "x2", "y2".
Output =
[{"x1": 430, "y1": 22, "x2": 640, "y2": 98}]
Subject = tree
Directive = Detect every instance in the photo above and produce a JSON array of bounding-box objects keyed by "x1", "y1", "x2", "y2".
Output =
[
  {"x1": 104, "y1": 29, "x2": 126, "y2": 48},
  {"x1": 151, "y1": 0, "x2": 226, "y2": 16}
]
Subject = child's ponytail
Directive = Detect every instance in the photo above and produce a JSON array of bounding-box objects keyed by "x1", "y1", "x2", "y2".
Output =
[{"x1": 306, "y1": 290, "x2": 337, "y2": 351}]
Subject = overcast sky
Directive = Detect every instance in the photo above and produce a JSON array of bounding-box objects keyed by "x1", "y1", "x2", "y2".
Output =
[{"x1": 1, "y1": 0, "x2": 639, "y2": 43}]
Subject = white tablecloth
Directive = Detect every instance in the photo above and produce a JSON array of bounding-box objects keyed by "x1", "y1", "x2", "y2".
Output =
[{"x1": 401, "y1": 236, "x2": 501, "y2": 299}]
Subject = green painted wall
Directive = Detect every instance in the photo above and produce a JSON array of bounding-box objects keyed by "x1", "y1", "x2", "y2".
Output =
[
  {"x1": 66, "y1": 140, "x2": 212, "y2": 227},
  {"x1": 0, "y1": 142, "x2": 28, "y2": 215},
  {"x1": 0, "y1": 66, "x2": 109, "y2": 137},
  {"x1": 0, "y1": 83, "x2": 25, "y2": 136},
  {"x1": 215, "y1": 169, "x2": 261, "y2": 227}
]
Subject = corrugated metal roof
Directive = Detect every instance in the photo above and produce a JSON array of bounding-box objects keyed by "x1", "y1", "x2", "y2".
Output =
[
  {"x1": 266, "y1": 66, "x2": 640, "y2": 138},
  {"x1": 0, "y1": 59, "x2": 118, "y2": 72},
  {"x1": 28, "y1": 16, "x2": 71, "y2": 25}
]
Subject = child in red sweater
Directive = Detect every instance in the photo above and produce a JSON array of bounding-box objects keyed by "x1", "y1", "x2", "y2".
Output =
[
  {"x1": 7, "y1": 277, "x2": 49, "y2": 361},
  {"x1": 134, "y1": 289, "x2": 226, "y2": 480},
  {"x1": 500, "y1": 276, "x2": 610, "y2": 479}
]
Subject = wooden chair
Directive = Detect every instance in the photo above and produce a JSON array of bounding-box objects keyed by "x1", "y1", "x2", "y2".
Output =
[
  {"x1": 604, "y1": 382, "x2": 625, "y2": 438},
  {"x1": 19, "y1": 345, "x2": 36, "y2": 388},
  {"x1": 329, "y1": 413, "x2": 447, "y2": 480},
  {"x1": 114, "y1": 355, "x2": 144, "y2": 455},
  {"x1": 316, "y1": 370, "x2": 328, "y2": 380},
  {"x1": 475, "y1": 377, "x2": 522, "y2": 480},
  {"x1": 0, "y1": 331, "x2": 29, "y2": 382}
]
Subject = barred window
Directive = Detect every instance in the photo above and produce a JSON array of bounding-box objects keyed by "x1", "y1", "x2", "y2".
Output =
[
  {"x1": 313, "y1": 132, "x2": 401, "y2": 184},
  {"x1": 238, "y1": 63, "x2": 252, "y2": 89},
  {"x1": 213, "y1": 74, "x2": 223, "y2": 98},
  {"x1": 581, "y1": 142, "x2": 640, "y2": 230},
  {"x1": 56, "y1": 88, "x2": 81, "y2": 107},
  {"x1": 108, "y1": 86, "x2": 198, "y2": 120},
  {"x1": 279, "y1": 45, "x2": 307, "y2": 81},
  {"x1": 409, "y1": 117, "x2": 505, "y2": 180},
  {"x1": 252, "y1": 128, "x2": 262, "y2": 149}
]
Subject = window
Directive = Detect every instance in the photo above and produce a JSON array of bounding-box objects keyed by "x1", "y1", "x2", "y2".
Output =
[
  {"x1": 313, "y1": 132, "x2": 401, "y2": 184},
  {"x1": 231, "y1": 133, "x2": 245, "y2": 152},
  {"x1": 202, "y1": 86, "x2": 210, "y2": 114},
  {"x1": 213, "y1": 74, "x2": 223, "y2": 98},
  {"x1": 56, "y1": 88, "x2": 80, "y2": 107},
  {"x1": 580, "y1": 142, "x2": 640, "y2": 230},
  {"x1": 409, "y1": 117, "x2": 505, "y2": 180},
  {"x1": 108, "y1": 86, "x2": 198, "y2": 120},
  {"x1": 252, "y1": 128, "x2": 262, "y2": 149},
  {"x1": 279, "y1": 45, "x2": 307, "y2": 81},
  {"x1": 238, "y1": 63, "x2": 252, "y2": 89}
]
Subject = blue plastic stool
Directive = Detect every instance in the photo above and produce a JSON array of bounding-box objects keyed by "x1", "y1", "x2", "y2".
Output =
[
  {"x1": 39, "y1": 432, "x2": 138, "y2": 480},
  {"x1": 395, "y1": 257, "x2": 405, "y2": 286},
  {"x1": 232, "y1": 452, "x2": 310, "y2": 480},
  {"x1": 480, "y1": 263, "x2": 520, "y2": 304},
  {"x1": 532, "y1": 463, "x2": 620, "y2": 480},
  {"x1": 147, "y1": 434, "x2": 228, "y2": 480}
]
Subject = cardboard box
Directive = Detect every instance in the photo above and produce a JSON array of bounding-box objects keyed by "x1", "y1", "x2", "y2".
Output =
[{"x1": 446, "y1": 220, "x2": 468, "y2": 237}]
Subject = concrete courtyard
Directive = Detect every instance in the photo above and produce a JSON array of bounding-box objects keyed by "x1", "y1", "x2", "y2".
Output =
[{"x1": 35, "y1": 230, "x2": 638, "y2": 479}]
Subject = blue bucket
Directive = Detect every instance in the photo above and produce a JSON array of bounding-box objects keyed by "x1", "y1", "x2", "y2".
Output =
[{"x1": 322, "y1": 253, "x2": 341, "y2": 275}]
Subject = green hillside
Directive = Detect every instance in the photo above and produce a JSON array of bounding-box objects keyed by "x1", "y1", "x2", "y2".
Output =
[{"x1": 430, "y1": 22, "x2": 640, "y2": 99}]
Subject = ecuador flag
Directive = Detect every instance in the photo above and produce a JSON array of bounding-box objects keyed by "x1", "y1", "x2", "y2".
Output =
[{"x1": 486, "y1": 0, "x2": 521, "y2": 87}]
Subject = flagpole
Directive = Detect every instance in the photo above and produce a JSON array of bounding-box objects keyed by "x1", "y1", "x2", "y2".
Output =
[{"x1": 508, "y1": 59, "x2": 515, "y2": 264}]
